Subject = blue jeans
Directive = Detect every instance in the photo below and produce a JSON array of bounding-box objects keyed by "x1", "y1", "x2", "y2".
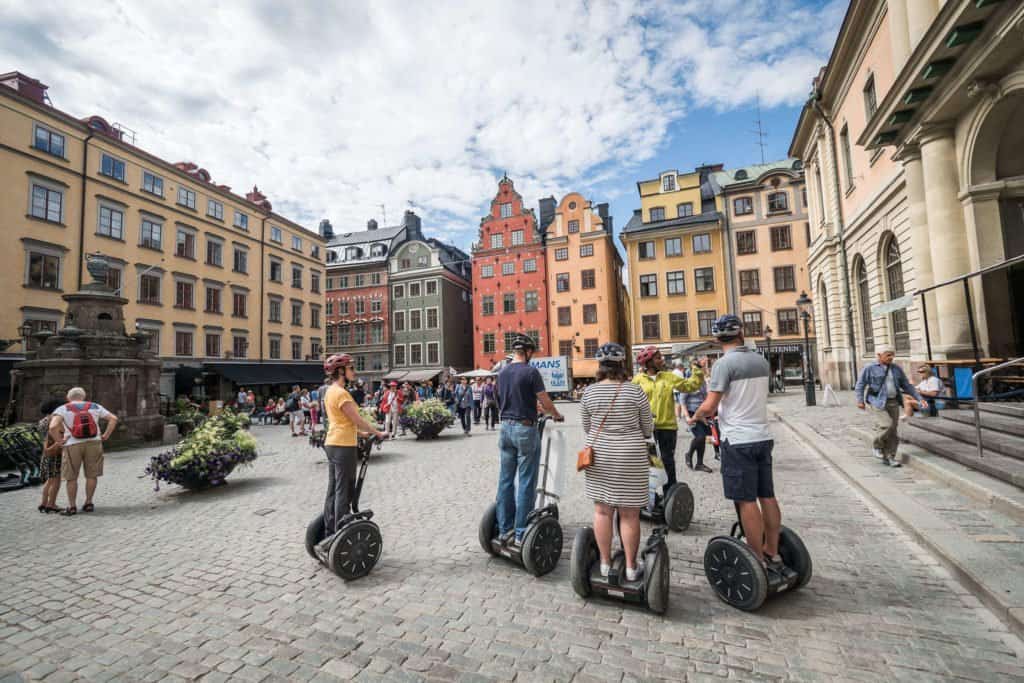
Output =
[{"x1": 496, "y1": 422, "x2": 541, "y2": 538}]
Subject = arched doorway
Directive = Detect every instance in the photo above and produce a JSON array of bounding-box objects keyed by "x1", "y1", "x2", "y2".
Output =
[
  {"x1": 853, "y1": 255, "x2": 874, "y2": 354},
  {"x1": 881, "y1": 234, "x2": 909, "y2": 354}
]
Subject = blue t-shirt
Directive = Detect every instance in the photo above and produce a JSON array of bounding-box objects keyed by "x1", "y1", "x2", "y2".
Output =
[{"x1": 497, "y1": 362, "x2": 546, "y2": 422}]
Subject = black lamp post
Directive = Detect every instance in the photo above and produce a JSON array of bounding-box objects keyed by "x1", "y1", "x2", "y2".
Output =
[
  {"x1": 764, "y1": 325, "x2": 773, "y2": 394},
  {"x1": 796, "y1": 291, "x2": 816, "y2": 406}
]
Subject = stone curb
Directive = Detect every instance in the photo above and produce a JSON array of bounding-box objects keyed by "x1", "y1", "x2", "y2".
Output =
[{"x1": 769, "y1": 406, "x2": 1024, "y2": 639}]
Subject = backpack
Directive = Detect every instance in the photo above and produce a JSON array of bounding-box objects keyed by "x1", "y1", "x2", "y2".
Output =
[
  {"x1": 285, "y1": 394, "x2": 298, "y2": 412},
  {"x1": 66, "y1": 402, "x2": 98, "y2": 439}
]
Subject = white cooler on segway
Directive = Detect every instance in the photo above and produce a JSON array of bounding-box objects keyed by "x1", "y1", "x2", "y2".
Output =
[
  {"x1": 536, "y1": 422, "x2": 568, "y2": 506},
  {"x1": 640, "y1": 438, "x2": 694, "y2": 532}
]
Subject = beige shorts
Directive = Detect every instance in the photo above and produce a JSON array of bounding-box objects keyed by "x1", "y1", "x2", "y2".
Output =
[{"x1": 62, "y1": 441, "x2": 104, "y2": 480}]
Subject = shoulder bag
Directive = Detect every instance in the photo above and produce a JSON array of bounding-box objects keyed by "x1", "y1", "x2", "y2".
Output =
[{"x1": 577, "y1": 382, "x2": 624, "y2": 472}]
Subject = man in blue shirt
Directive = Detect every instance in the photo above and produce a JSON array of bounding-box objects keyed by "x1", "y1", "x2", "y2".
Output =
[
  {"x1": 495, "y1": 333, "x2": 563, "y2": 544},
  {"x1": 854, "y1": 345, "x2": 926, "y2": 467}
]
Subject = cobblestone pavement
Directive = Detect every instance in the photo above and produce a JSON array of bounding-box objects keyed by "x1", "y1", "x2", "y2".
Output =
[{"x1": 2, "y1": 401, "x2": 1024, "y2": 682}]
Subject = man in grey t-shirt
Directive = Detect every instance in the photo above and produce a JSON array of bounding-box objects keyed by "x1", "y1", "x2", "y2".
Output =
[{"x1": 691, "y1": 315, "x2": 788, "y2": 575}]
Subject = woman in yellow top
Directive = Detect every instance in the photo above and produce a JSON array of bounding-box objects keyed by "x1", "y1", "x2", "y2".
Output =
[{"x1": 321, "y1": 354, "x2": 388, "y2": 537}]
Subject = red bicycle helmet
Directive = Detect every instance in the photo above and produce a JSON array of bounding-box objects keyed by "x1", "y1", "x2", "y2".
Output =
[
  {"x1": 636, "y1": 345, "x2": 660, "y2": 367},
  {"x1": 323, "y1": 353, "x2": 354, "y2": 374}
]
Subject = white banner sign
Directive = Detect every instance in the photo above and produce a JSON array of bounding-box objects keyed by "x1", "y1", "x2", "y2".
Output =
[
  {"x1": 529, "y1": 355, "x2": 571, "y2": 392},
  {"x1": 871, "y1": 294, "x2": 914, "y2": 318}
]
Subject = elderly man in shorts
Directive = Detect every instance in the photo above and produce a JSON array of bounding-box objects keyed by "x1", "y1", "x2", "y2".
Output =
[{"x1": 50, "y1": 387, "x2": 118, "y2": 516}]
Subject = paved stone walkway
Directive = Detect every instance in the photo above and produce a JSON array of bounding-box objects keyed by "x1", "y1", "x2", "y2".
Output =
[{"x1": 1, "y1": 401, "x2": 1023, "y2": 681}]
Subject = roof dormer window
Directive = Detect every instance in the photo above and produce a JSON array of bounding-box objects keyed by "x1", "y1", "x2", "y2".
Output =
[
  {"x1": 370, "y1": 243, "x2": 387, "y2": 257},
  {"x1": 662, "y1": 174, "x2": 676, "y2": 192},
  {"x1": 734, "y1": 170, "x2": 748, "y2": 180}
]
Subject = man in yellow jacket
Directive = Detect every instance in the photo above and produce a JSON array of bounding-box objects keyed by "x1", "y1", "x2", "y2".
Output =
[{"x1": 633, "y1": 346, "x2": 707, "y2": 495}]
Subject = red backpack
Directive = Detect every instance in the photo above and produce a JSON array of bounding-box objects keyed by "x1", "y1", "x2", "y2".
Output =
[{"x1": 66, "y1": 402, "x2": 98, "y2": 439}]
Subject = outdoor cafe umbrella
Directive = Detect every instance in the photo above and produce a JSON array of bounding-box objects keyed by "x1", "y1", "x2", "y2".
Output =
[{"x1": 457, "y1": 368, "x2": 497, "y2": 378}]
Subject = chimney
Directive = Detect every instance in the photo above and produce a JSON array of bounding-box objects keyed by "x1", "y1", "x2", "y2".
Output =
[
  {"x1": 0, "y1": 72, "x2": 48, "y2": 105},
  {"x1": 596, "y1": 202, "x2": 613, "y2": 233},
  {"x1": 402, "y1": 210, "x2": 422, "y2": 240},
  {"x1": 366, "y1": 219, "x2": 378, "y2": 231},
  {"x1": 633, "y1": 208, "x2": 641, "y2": 216},
  {"x1": 319, "y1": 219, "x2": 334, "y2": 239},
  {"x1": 538, "y1": 197, "x2": 556, "y2": 231}
]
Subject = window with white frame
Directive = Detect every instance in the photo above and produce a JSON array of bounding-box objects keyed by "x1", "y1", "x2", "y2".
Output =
[
  {"x1": 174, "y1": 279, "x2": 195, "y2": 309},
  {"x1": 175, "y1": 226, "x2": 196, "y2": 259},
  {"x1": 425, "y1": 279, "x2": 437, "y2": 295},
  {"x1": 269, "y1": 337, "x2": 281, "y2": 359},
  {"x1": 568, "y1": 220, "x2": 580, "y2": 234},
  {"x1": 511, "y1": 229, "x2": 525, "y2": 246},
  {"x1": 204, "y1": 285, "x2": 222, "y2": 314},
  {"x1": 393, "y1": 284, "x2": 405, "y2": 298},
  {"x1": 97, "y1": 203, "x2": 124, "y2": 239},
  {"x1": 554, "y1": 248, "x2": 568, "y2": 261},
  {"x1": 500, "y1": 202, "x2": 513, "y2": 218},
  {"x1": 292, "y1": 235, "x2": 302, "y2": 251},
  {"x1": 24, "y1": 246, "x2": 62, "y2": 290},
  {"x1": 394, "y1": 310, "x2": 406, "y2": 332},
  {"x1": 409, "y1": 343, "x2": 422, "y2": 365},
  {"x1": 426, "y1": 308, "x2": 438, "y2": 328},
  {"x1": 29, "y1": 181, "x2": 63, "y2": 223},
  {"x1": 142, "y1": 171, "x2": 164, "y2": 197},
  {"x1": 410, "y1": 309, "x2": 422, "y2": 330},
  {"x1": 480, "y1": 264, "x2": 494, "y2": 278},
  {"x1": 490, "y1": 233, "x2": 503, "y2": 249},
  {"x1": 692, "y1": 233, "x2": 711, "y2": 254},
  {"x1": 394, "y1": 344, "x2": 406, "y2": 366},
  {"x1": 139, "y1": 271, "x2": 162, "y2": 304},
  {"x1": 233, "y1": 211, "x2": 248, "y2": 229},
  {"x1": 233, "y1": 246, "x2": 248, "y2": 273},
  {"x1": 523, "y1": 258, "x2": 537, "y2": 273},
  {"x1": 206, "y1": 238, "x2": 223, "y2": 267},
  {"x1": 100, "y1": 153, "x2": 126, "y2": 182},
  {"x1": 580, "y1": 243, "x2": 594, "y2": 257},
  {"x1": 140, "y1": 218, "x2": 162, "y2": 249},
  {"x1": 502, "y1": 262, "x2": 514, "y2": 275},
  {"x1": 33, "y1": 124, "x2": 65, "y2": 158},
  {"x1": 207, "y1": 199, "x2": 224, "y2": 220},
  {"x1": 175, "y1": 330, "x2": 193, "y2": 356},
  {"x1": 409, "y1": 281, "x2": 421, "y2": 297},
  {"x1": 270, "y1": 226, "x2": 282, "y2": 243},
  {"x1": 427, "y1": 342, "x2": 439, "y2": 365},
  {"x1": 177, "y1": 187, "x2": 196, "y2": 209},
  {"x1": 662, "y1": 174, "x2": 676, "y2": 191}
]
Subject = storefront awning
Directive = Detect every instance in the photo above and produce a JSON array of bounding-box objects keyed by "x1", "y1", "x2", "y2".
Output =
[
  {"x1": 382, "y1": 370, "x2": 408, "y2": 381},
  {"x1": 402, "y1": 368, "x2": 443, "y2": 383},
  {"x1": 203, "y1": 362, "x2": 325, "y2": 386}
]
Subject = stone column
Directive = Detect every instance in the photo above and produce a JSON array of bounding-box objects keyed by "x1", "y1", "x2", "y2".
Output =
[
  {"x1": 920, "y1": 126, "x2": 972, "y2": 355},
  {"x1": 907, "y1": 0, "x2": 940, "y2": 50},
  {"x1": 887, "y1": 0, "x2": 910, "y2": 68},
  {"x1": 900, "y1": 146, "x2": 937, "y2": 355}
]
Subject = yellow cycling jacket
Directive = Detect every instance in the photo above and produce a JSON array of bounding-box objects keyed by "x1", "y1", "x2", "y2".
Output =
[{"x1": 632, "y1": 369, "x2": 705, "y2": 430}]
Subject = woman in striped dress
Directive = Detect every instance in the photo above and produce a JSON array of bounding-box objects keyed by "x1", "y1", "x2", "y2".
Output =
[{"x1": 581, "y1": 343, "x2": 654, "y2": 581}]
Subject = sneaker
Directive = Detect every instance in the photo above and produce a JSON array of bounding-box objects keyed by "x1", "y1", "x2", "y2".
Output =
[
  {"x1": 626, "y1": 561, "x2": 645, "y2": 582},
  {"x1": 872, "y1": 448, "x2": 883, "y2": 460},
  {"x1": 888, "y1": 457, "x2": 902, "y2": 468},
  {"x1": 498, "y1": 530, "x2": 516, "y2": 547},
  {"x1": 600, "y1": 563, "x2": 610, "y2": 578},
  {"x1": 882, "y1": 455, "x2": 892, "y2": 467},
  {"x1": 766, "y1": 555, "x2": 798, "y2": 582}
]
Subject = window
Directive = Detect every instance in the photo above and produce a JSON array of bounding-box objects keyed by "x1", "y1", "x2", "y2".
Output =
[
  {"x1": 664, "y1": 238, "x2": 682, "y2": 257},
  {"x1": 177, "y1": 187, "x2": 196, "y2": 209},
  {"x1": 568, "y1": 220, "x2": 580, "y2": 234},
  {"x1": 777, "y1": 309, "x2": 799, "y2": 335},
  {"x1": 417, "y1": 254, "x2": 429, "y2": 267},
  {"x1": 291, "y1": 301, "x2": 303, "y2": 325},
  {"x1": 311, "y1": 307, "x2": 321, "y2": 329},
  {"x1": 694, "y1": 268, "x2": 714, "y2": 292},
  {"x1": 98, "y1": 205, "x2": 124, "y2": 240},
  {"x1": 371, "y1": 300, "x2": 382, "y2": 314},
  {"x1": 175, "y1": 331, "x2": 193, "y2": 357},
  {"x1": 399, "y1": 257, "x2": 411, "y2": 269},
  {"x1": 232, "y1": 291, "x2": 247, "y2": 317},
  {"x1": 490, "y1": 233, "x2": 503, "y2": 249},
  {"x1": 767, "y1": 192, "x2": 789, "y2": 213},
  {"x1": 666, "y1": 270, "x2": 685, "y2": 295},
  {"x1": 30, "y1": 183, "x2": 63, "y2": 223},
  {"x1": 142, "y1": 171, "x2": 163, "y2": 196},
  {"x1": 426, "y1": 308, "x2": 438, "y2": 329},
  {"x1": 557, "y1": 306, "x2": 571, "y2": 326},
  {"x1": 523, "y1": 259, "x2": 537, "y2": 273},
  {"x1": 556, "y1": 273, "x2": 569, "y2": 292},
  {"x1": 207, "y1": 199, "x2": 224, "y2": 220},
  {"x1": 233, "y1": 248, "x2": 248, "y2": 274},
  {"x1": 482, "y1": 296, "x2": 494, "y2": 316},
  {"x1": 427, "y1": 342, "x2": 440, "y2": 365},
  {"x1": 409, "y1": 344, "x2": 423, "y2": 366},
  {"x1": 580, "y1": 243, "x2": 594, "y2": 257},
  {"x1": 559, "y1": 340, "x2": 573, "y2": 357},
  {"x1": 583, "y1": 304, "x2": 597, "y2": 324},
  {"x1": 677, "y1": 203, "x2": 693, "y2": 218},
  {"x1": 175, "y1": 228, "x2": 196, "y2": 259},
  {"x1": 311, "y1": 272, "x2": 320, "y2": 294},
  {"x1": 736, "y1": 230, "x2": 757, "y2": 254},
  {"x1": 409, "y1": 281, "x2": 420, "y2": 297},
  {"x1": 206, "y1": 239, "x2": 223, "y2": 267},
  {"x1": 642, "y1": 314, "x2": 660, "y2": 340},
  {"x1": 773, "y1": 266, "x2": 796, "y2": 292},
  {"x1": 270, "y1": 226, "x2": 283, "y2": 243},
  {"x1": 139, "y1": 273, "x2": 161, "y2": 304},
  {"x1": 291, "y1": 265, "x2": 302, "y2": 288},
  {"x1": 863, "y1": 74, "x2": 878, "y2": 118},
  {"x1": 502, "y1": 262, "x2": 515, "y2": 276},
  {"x1": 840, "y1": 125, "x2": 854, "y2": 190},
  {"x1": 205, "y1": 286, "x2": 221, "y2": 313},
  {"x1": 339, "y1": 276, "x2": 350, "y2": 289},
  {"x1": 410, "y1": 310, "x2": 422, "y2": 330},
  {"x1": 885, "y1": 236, "x2": 910, "y2": 353},
  {"x1": 205, "y1": 333, "x2": 221, "y2": 358},
  {"x1": 649, "y1": 207, "x2": 665, "y2": 222},
  {"x1": 698, "y1": 310, "x2": 717, "y2": 337},
  {"x1": 770, "y1": 225, "x2": 792, "y2": 251},
  {"x1": 269, "y1": 259, "x2": 282, "y2": 282},
  {"x1": 805, "y1": 222, "x2": 812, "y2": 247},
  {"x1": 511, "y1": 229, "x2": 525, "y2": 246},
  {"x1": 739, "y1": 269, "x2": 760, "y2": 295},
  {"x1": 742, "y1": 312, "x2": 762, "y2": 337},
  {"x1": 555, "y1": 248, "x2": 568, "y2": 261},
  {"x1": 639, "y1": 241, "x2": 656, "y2": 260},
  {"x1": 269, "y1": 299, "x2": 282, "y2": 322},
  {"x1": 581, "y1": 269, "x2": 595, "y2": 289},
  {"x1": 269, "y1": 338, "x2": 281, "y2": 359},
  {"x1": 818, "y1": 281, "x2": 832, "y2": 347},
  {"x1": 669, "y1": 312, "x2": 688, "y2": 338},
  {"x1": 584, "y1": 338, "x2": 598, "y2": 359},
  {"x1": 234, "y1": 211, "x2": 248, "y2": 229},
  {"x1": 26, "y1": 252, "x2": 61, "y2": 289},
  {"x1": 355, "y1": 300, "x2": 365, "y2": 315},
  {"x1": 370, "y1": 322, "x2": 383, "y2": 343},
  {"x1": 525, "y1": 291, "x2": 539, "y2": 312},
  {"x1": 232, "y1": 336, "x2": 247, "y2": 358},
  {"x1": 394, "y1": 310, "x2": 406, "y2": 331},
  {"x1": 503, "y1": 292, "x2": 516, "y2": 313},
  {"x1": 503, "y1": 332, "x2": 516, "y2": 353},
  {"x1": 733, "y1": 197, "x2": 753, "y2": 215},
  {"x1": 33, "y1": 125, "x2": 65, "y2": 157},
  {"x1": 373, "y1": 273, "x2": 384, "y2": 286},
  {"x1": 480, "y1": 264, "x2": 494, "y2": 278},
  {"x1": 692, "y1": 233, "x2": 711, "y2": 254},
  {"x1": 483, "y1": 334, "x2": 496, "y2": 354},
  {"x1": 662, "y1": 175, "x2": 676, "y2": 191},
  {"x1": 291, "y1": 339, "x2": 302, "y2": 361},
  {"x1": 100, "y1": 154, "x2": 126, "y2": 182},
  {"x1": 175, "y1": 280, "x2": 194, "y2": 309},
  {"x1": 500, "y1": 202, "x2": 513, "y2": 218},
  {"x1": 639, "y1": 274, "x2": 658, "y2": 297},
  {"x1": 139, "y1": 219, "x2": 162, "y2": 249}
]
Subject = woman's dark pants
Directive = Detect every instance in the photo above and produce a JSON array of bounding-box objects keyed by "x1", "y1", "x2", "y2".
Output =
[
  {"x1": 654, "y1": 429, "x2": 678, "y2": 495},
  {"x1": 323, "y1": 445, "x2": 358, "y2": 535}
]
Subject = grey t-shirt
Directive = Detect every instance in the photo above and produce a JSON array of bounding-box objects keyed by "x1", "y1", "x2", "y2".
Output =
[{"x1": 708, "y1": 346, "x2": 771, "y2": 445}]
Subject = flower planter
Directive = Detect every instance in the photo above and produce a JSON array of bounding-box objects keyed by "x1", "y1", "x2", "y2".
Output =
[
  {"x1": 399, "y1": 399, "x2": 456, "y2": 440},
  {"x1": 146, "y1": 411, "x2": 256, "y2": 491}
]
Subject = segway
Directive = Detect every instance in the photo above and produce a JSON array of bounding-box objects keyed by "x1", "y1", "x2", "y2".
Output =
[
  {"x1": 305, "y1": 434, "x2": 384, "y2": 580},
  {"x1": 479, "y1": 416, "x2": 565, "y2": 577},
  {"x1": 703, "y1": 503, "x2": 812, "y2": 611},
  {"x1": 570, "y1": 513, "x2": 672, "y2": 614},
  {"x1": 639, "y1": 440, "x2": 694, "y2": 532}
]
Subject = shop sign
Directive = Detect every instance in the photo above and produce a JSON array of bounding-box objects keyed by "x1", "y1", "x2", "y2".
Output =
[
  {"x1": 530, "y1": 355, "x2": 571, "y2": 392},
  {"x1": 755, "y1": 344, "x2": 805, "y2": 354}
]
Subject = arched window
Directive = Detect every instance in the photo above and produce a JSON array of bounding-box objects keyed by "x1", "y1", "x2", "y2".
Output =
[
  {"x1": 734, "y1": 169, "x2": 748, "y2": 180},
  {"x1": 854, "y1": 256, "x2": 874, "y2": 353},
  {"x1": 884, "y1": 235, "x2": 910, "y2": 353},
  {"x1": 817, "y1": 279, "x2": 832, "y2": 347}
]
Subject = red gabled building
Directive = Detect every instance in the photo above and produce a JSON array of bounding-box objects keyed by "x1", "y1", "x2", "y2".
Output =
[{"x1": 472, "y1": 176, "x2": 549, "y2": 369}]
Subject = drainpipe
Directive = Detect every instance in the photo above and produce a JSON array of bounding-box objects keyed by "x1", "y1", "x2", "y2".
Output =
[
  {"x1": 77, "y1": 134, "x2": 95, "y2": 289},
  {"x1": 259, "y1": 215, "x2": 266, "y2": 363},
  {"x1": 811, "y1": 94, "x2": 858, "y2": 386}
]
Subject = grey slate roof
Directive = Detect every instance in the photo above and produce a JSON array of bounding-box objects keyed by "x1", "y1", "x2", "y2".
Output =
[
  {"x1": 327, "y1": 224, "x2": 405, "y2": 247},
  {"x1": 711, "y1": 158, "x2": 803, "y2": 189},
  {"x1": 621, "y1": 210, "x2": 722, "y2": 235}
]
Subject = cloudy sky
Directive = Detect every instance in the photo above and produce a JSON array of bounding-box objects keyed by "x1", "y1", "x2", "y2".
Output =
[{"x1": 1, "y1": 0, "x2": 844, "y2": 249}]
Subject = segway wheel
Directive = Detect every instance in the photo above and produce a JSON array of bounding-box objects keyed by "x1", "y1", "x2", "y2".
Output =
[
  {"x1": 570, "y1": 527, "x2": 598, "y2": 598},
  {"x1": 644, "y1": 544, "x2": 671, "y2": 615},
  {"x1": 328, "y1": 520, "x2": 382, "y2": 580},
  {"x1": 704, "y1": 536, "x2": 768, "y2": 611},
  {"x1": 663, "y1": 483, "x2": 694, "y2": 532},
  {"x1": 778, "y1": 526, "x2": 813, "y2": 590},
  {"x1": 522, "y1": 516, "x2": 563, "y2": 577},
  {"x1": 305, "y1": 514, "x2": 326, "y2": 560},
  {"x1": 478, "y1": 502, "x2": 499, "y2": 556}
]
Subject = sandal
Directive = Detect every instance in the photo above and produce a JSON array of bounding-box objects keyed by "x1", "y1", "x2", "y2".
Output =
[
  {"x1": 82, "y1": 503, "x2": 95, "y2": 513},
  {"x1": 38, "y1": 504, "x2": 48, "y2": 513},
  {"x1": 60, "y1": 507, "x2": 77, "y2": 516},
  {"x1": 46, "y1": 506, "x2": 61, "y2": 513}
]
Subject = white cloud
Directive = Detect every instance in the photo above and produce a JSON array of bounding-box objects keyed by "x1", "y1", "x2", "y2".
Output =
[{"x1": 0, "y1": 0, "x2": 841, "y2": 249}]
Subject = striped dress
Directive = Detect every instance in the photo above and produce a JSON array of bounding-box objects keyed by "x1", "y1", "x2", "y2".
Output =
[{"x1": 581, "y1": 381, "x2": 654, "y2": 507}]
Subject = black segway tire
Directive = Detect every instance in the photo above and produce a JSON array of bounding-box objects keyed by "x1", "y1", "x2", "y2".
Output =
[
  {"x1": 522, "y1": 516, "x2": 563, "y2": 577},
  {"x1": 644, "y1": 544, "x2": 671, "y2": 615},
  {"x1": 329, "y1": 520, "x2": 382, "y2": 580},
  {"x1": 778, "y1": 526, "x2": 813, "y2": 590},
  {"x1": 479, "y1": 502, "x2": 499, "y2": 556},
  {"x1": 305, "y1": 514, "x2": 326, "y2": 560},
  {"x1": 571, "y1": 527, "x2": 597, "y2": 598},
  {"x1": 704, "y1": 536, "x2": 768, "y2": 611},
  {"x1": 663, "y1": 483, "x2": 694, "y2": 532}
]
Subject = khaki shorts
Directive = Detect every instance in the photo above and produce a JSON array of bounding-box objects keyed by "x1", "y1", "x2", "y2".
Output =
[{"x1": 62, "y1": 441, "x2": 104, "y2": 480}]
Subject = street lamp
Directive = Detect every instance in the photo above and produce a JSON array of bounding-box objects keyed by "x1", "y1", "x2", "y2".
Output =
[
  {"x1": 764, "y1": 325, "x2": 773, "y2": 394},
  {"x1": 796, "y1": 291, "x2": 816, "y2": 406}
]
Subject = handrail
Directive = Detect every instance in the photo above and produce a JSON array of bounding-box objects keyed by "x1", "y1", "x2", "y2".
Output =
[
  {"x1": 972, "y1": 356, "x2": 1024, "y2": 459},
  {"x1": 917, "y1": 253, "x2": 1024, "y2": 295}
]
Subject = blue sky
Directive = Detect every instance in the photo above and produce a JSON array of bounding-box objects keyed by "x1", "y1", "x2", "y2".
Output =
[{"x1": 0, "y1": 1, "x2": 844, "y2": 252}]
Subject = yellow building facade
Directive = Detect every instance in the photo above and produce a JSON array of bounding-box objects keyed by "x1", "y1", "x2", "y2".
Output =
[
  {"x1": 0, "y1": 72, "x2": 326, "y2": 393},
  {"x1": 620, "y1": 166, "x2": 730, "y2": 358}
]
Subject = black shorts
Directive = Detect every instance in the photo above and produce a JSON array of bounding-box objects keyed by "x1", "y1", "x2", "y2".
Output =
[{"x1": 720, "y1": 439, "x2": 774, "y2": 502}]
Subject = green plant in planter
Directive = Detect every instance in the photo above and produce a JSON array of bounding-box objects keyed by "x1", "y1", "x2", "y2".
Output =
[
  {"x1": 358, "y1": 407, "x2": 382, "y2": 431},
  {"x1": 399, "y1": 398, "x2": 455, "y2": 439},
  {"x1": 146, "y1": 409, "x2": 257, "y2": 490}
]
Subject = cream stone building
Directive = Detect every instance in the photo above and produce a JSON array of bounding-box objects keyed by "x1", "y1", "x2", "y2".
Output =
[{"x1": 790, "y1": 0, "x2": 1024, "y2": 389}]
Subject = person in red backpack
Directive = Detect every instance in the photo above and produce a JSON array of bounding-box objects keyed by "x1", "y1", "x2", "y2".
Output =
[{"x1": 49, "y1": 387, "x2": 118, "y2": 516}]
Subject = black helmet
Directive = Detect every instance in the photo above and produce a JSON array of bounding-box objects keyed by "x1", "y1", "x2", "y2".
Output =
[
  {"x1": 711, "y1": 314, "x2": 743, "y2": 340},
  {"x1": 510, "y1": 333, "x2": 537, "y2": 351},
  {"x1": 595, "y1": 342, "x2": 626, "y2": 363}
]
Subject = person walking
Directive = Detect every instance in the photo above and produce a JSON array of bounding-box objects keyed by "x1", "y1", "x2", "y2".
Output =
[
  {"x1": 438, "y1": 379, "x2": 455, "y2": 417},
  {"x1": 854, "y1": 345, "x2": 926, "y2": 467},
  {"x1": 494, "y1": 333, "x2": 563, "y2": 545},
  {"x1": 482, "y1": 377, "x2": 499, "y2": 430},
  {"x1": 472, "y1": 378, "x2": 484, "y2": 424},
  {"x1": 286, "y1": 385, "x2": 304, "y2": 437},
  {"x1": 455, "y1": 377, "x2": 474, "y2": 435},
  {"x1": 49, "y1": 387, "x2": 118, "y2": 515},
  {"x1": 37, "y1": 397, "x2": 66, "y2": 513},
  {"x1": 680, "y1": 373, "x2": 714, "y2": 473},
  {"x1": 381, "y1": 382, "x2": 402, "y2": 438},
  {"x1": 581, "y1": 343, "x2": 653, "y2": 581}
]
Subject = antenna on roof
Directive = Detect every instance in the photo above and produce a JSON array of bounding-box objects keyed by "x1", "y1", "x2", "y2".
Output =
[
  {"x1": 380, "y1": 204, "x2": 386, "y2": 225},
  {"x1": 753, "y1": 93, "x2": 768, "y2": 164}
]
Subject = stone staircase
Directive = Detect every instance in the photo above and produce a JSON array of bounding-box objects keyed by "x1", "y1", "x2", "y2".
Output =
[{"x1": 902, "y1": 403, "x2": 1024, "y2": 488}]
